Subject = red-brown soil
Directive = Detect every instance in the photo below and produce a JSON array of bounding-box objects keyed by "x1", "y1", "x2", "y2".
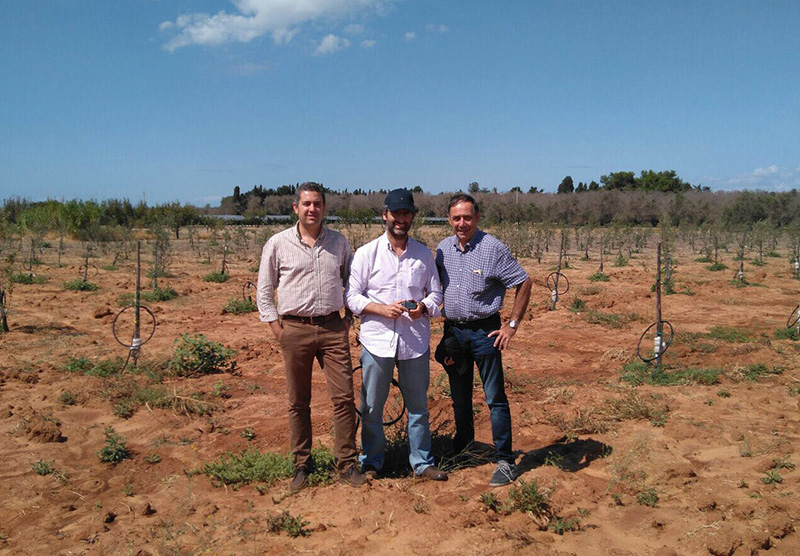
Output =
[{"x1": 2, "y1": 228, "x2": 799, "y2": 555}]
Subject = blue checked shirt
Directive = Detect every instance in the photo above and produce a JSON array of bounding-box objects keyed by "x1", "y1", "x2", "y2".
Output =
[{"x1": 436, "y1": 230, "x2": 529, "y2": 321}]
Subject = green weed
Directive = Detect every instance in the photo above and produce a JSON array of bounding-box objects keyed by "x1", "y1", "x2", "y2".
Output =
[
  {"x1": 203, "y1": 271, "x2": 230, "y2": 283},
  {"x1": 145, "y1": 453, "x2": 162, "y2": 465},
  {"x1": 266, "y1": 511, "x2": 311, "y2": 538},
  {"x1": 97, "y1": 426, "x2": 131, "y2": 464},
  {"x1": 588, "y1": 272, "x2": 610, "y2": 282},
  {"x1": 11, "y1": 273, "x2": 47, "y2": 284},
  {"x1": 708, "y1": 262, "x2": 728, "y2": 271},
  {"x1": 168, "y1": 334, "x2": 235, "y2": 377},
  {"x1": 201, "y1": 448, "x2": 293, "y2": 487},
  {"x1": 508, "y1": 479, "x2": 550, "y2": 518},
  {"x1": 636, "y1": 488, "x2": 659, "y2": 507},
  {"x1": 774, "y1": 327, "x2": 799, "y2": 341},
  {"x1": 762, "y1": 470, "x2": 783, "y2": 485},
  {"x1": 31, "y1": 459, "x2": 55, "y2": 475},
  {"x1": 568, "y1": 297, "x2": 586, "y2": 312},
  {"x1": 706, "y1": 326, "x2": 751, "y2": 343},
  {"x1": 59, "y1": 391, "x2": 78, "y2": 406},
  {"x1": 739, "y1": 364, "x2": 783, "y2": 382},
  {"x1": 549, "y1": 517, "x2": 580, "y2": 535},
  {"x1": 223, "y1": 297, "x2": 258, "y2": 314},
  {"x1": 63, "y1": 279, "x2": 100, "y2": 291}
]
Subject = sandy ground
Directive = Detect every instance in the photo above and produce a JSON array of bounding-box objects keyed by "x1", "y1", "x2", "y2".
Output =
[{"x1": 1, "y1": 226, "x2": 800, "y2": 556}]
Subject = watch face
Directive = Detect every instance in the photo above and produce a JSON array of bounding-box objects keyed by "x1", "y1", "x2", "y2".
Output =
[{"x1": 509, "y1": 320, "x2": 518, "y2": 329}]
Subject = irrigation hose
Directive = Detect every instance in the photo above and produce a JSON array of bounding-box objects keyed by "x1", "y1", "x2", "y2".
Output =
[
  {"x1": 545, "y1": 271, "x2": 570, "y2": 295},
  {"x1": 636, "y1": 320, "x2": 675, "y2": 363},
  {"x1": 112, "y1": 304, "x2": 157, "y2": 347},
  {"x1": 788, "y1": 305, "x2": 800, "y2": 329},
  {"x1": 351, "y1": 364, "x2": 406, "y2": 427}
]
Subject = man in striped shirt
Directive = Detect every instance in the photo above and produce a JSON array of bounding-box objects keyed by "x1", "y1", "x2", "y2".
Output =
[{"x1": 257, "y1": 182, "x2": 367, "y2": 494}]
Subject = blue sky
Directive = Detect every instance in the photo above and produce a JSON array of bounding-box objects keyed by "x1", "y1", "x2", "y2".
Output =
[{"x1": 2, "y1": 0, "x2": 799, "y2": 206}]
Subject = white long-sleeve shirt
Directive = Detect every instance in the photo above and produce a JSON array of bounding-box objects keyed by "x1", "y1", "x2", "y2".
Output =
[{"x1": 346, "y1": 233, "x2": 443, "y2": 360}]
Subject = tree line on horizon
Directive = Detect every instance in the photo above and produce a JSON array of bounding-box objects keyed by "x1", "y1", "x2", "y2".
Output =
[{"x1": 2, "y1": 173, "x2": 799, "y2": 234}]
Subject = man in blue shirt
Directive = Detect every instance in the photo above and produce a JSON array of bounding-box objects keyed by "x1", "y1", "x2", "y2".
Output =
[{"x1": 435, "y1": 193, "x2": 532, "y2": 486}]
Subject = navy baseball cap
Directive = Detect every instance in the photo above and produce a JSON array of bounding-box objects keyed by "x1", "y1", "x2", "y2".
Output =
[{"x1": 384, "y1": 188, "x2": 417, "y2": 213}]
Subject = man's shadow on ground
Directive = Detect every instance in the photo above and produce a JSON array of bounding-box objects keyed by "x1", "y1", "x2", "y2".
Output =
[{"x1": 517, "y1": 437, "x2": 612, "y2": 475}]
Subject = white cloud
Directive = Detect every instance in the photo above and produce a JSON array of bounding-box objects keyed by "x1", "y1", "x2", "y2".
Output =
[
  {"x1": 314, "y1": 34, "x2": 350, "y2": 55},
  {"x1": 161, "y1": 0, "x2": 392, "y2": 52},
  {"x1": 404, "y1": 31, "x2": 416, "y2": 42},
  {"x1": 426, "y1": 23, "x2": 447, "y2": 34},
  {"x1": 360, "y1": 39, "x2": 376, "y2": 48},
  {"x1": 344, "y1": 23, "x2": 364, "y2": 35},
  {"x1": 707, "y1": 165, "x2": 800, "y2": 191}
]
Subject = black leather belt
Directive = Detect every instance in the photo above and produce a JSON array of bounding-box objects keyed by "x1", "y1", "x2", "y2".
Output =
[
  {"x1": 444, "y1": 313, "x2": 501, "y2": 331},
  {"x1": 281, "y1": 312, "x2": 340, "y2": 325}
]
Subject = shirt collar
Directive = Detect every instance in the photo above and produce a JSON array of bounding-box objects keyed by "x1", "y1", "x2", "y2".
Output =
[
  {"x1": 452, "y1": 229, "x2": 483, "y2": 252},
  {"x1": 294, "y1": 222, "x2": 327, "y2": 243}
]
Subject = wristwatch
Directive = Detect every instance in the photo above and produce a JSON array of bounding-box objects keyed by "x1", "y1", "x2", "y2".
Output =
[
  {"x1": 508, "y1": 319, "x2": 518, "y2": 329},
  {"x1": 420, "y1": 303, "x2": 428, "y2": 315}
]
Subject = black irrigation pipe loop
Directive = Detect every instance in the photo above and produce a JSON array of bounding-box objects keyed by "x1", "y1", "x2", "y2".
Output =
[
  {"x1": 78, "y1": 263, "x2": 99, "y2": 279},
  {"x1": 242, "y1": 281, "x2": 256, "y2": 302},
  {"x1": 352, "y1": 364, "x2": 406, "y2": 427},
  {"x1": 787, "y1": 305, "x2": 800, "y2": 329},
  {"x1": 545, "y1": 271, "x2": 570, "y2": 296},
  {"x1": 637, "y1": 320, "x2": 675, "y2": 363},
  {"x1": 112, "y1": 304, "x2": 157, "y2": 348}
]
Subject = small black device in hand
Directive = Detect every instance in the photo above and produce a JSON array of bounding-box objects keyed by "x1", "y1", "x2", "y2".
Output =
[{"x1": 401, "y1": 300, "x2": 418, "y2": 310}]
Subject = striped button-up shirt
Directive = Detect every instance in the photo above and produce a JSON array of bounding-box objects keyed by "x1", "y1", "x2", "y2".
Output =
[
  {"x1": 257, "y1": 224, "x2": 351, "y2": 323},
  {"x1": 435, "y1": 230, "x2": 528, "y2": 321},
  {"x1": 346, "y1": 234, "x2": 443, "y2": 360}
]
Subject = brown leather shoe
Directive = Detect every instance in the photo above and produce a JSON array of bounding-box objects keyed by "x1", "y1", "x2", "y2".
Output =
[
  {"x1": 289, "y1": 466, "x2": 309, "y2": 494},
  {"x1": 339, "y1": 464, "x2": 369, "y2": 487},
  {"x1": 417, "y1": 466, "x2": 448, "y2": 481}
]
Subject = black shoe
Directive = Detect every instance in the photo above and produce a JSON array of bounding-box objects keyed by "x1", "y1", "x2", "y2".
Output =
[
  {"x1": 290, "y1": 467, "x2": 309, "y2": 494},
  {"x1": 490, "y1": 461, "x2": 517, "y2": 487},
  {"x1": 418, "y1": 466, "x2": 448, "y2": 481},
  {"x1": 339, "y1": 464, "x2": 369, "y2": 487}
]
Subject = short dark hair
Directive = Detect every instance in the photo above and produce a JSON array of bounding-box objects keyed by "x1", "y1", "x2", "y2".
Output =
[
  {"x1": 447, "y1": 193, "x2": 480, "y2": 215},
  {"x1": 296, "y1": 182, "x2": 326, "y2": 205}
]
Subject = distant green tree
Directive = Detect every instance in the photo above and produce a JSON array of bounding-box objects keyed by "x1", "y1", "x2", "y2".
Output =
[
  {"x1": 600, "y1": 171, "x2": 637, "y2": 190},
  {"x1": 557, "y1": 176, "x2": 574, "y2": 194}
]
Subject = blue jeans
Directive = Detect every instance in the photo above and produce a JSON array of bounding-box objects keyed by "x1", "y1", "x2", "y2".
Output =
[
  {"x1": 359, "y1": 347, "x2": 435, "y2": 475},
  {"x1": 440, "y1": 323, "x2": 513, "y2": 462}
]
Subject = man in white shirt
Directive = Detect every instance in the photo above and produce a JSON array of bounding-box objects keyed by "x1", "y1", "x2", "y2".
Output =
[{"x1": 346, "y1": 189, "x2": 448, "y2": 481}]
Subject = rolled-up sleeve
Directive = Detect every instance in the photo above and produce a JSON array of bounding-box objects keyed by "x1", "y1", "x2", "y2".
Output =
[
  {"x1": 345, "y1": 245, "x2": 372, "y2": 316},
  {"x1": 256, "y1": 240, "x2": 280, "y2": 322}
]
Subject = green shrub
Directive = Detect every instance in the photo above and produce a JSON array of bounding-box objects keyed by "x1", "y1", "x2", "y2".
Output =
[
  {"x1": 267, "y1": 511, "x2": 311, "y2": 538},
  {"x1": 708, "y1": 262, "x2": 728, "y2": 271},
  {"x1": 774, "y1": 327, "x2": 799, "y2": 341},
  {"x1": 143, "y1": 287, "x2": 179, "y2": 302},
  {"x1": 168, "y1": 334, "x2": 235, "y2": 377},
  {"x1": 11, "y1": 273, "x2": 47, "y2": 284},
  {"x1": 568, "y1": 297, "x2": 586, "y2": 312},
  {"x1": 59, "y1": 391, "x2": 78, "y2": 406},
  {"x1": 113, "y1": 401, "x2": 135, "y2": 419},
  {"x1": 85, "y1": 357, "x2": 123, "y2": 377},
  {"x1": 550, "y1": 517, "x2": 581, "y2": 535},
  {"x1": 31, "y1": 459, "x2": 55, "y2": 476},
  {"x1": 636, "y1": 488, "x2": 659, "y2": 507},
  {"x1": 203, "y1": 272, "x2": 230, "y2": 283},
  {"x1": 740, "y1": 364, "x2": 783, "y2": 382},
  {"x1": 588, "y1": 272, "x2": 610, "y2": 282},
  {"x1": 621, "y1": 362, "x2": 722, "y2": 386},
  {"x1": 613, "y1": 254, "x2": 628, "y2": 267},
  {"x1": 63, "y1": 279, "x2": 100, "y2": 291},
  {"x1": 223, "y1": 297, "x2": 258, "y2": 315},
  {"x1": 145, "y1": 453, "x2": 162, "y2": 465},
  {"x1": 201, "y1": 448, "x2": 293, "y2": 486},
  {"x1": 707, "y1": 326, "x2": 751, "y2": 343},
  {"x1": 64, "y1": 356, "x2": 92, "y2": 373},
  {"x1": 695, "y1": 255, "x2": 712, "y2": 263},
  {"x1": 97, "y1": 427, "x2": 131, "y2": 464},
  {"x1": 508, "y1": 479, "x2": 550, "y2": 517}
]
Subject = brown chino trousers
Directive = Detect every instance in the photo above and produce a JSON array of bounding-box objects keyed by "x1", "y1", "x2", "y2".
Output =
[{"x1": 279, "y1": 316, "x2": 358, "y2": 472}]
